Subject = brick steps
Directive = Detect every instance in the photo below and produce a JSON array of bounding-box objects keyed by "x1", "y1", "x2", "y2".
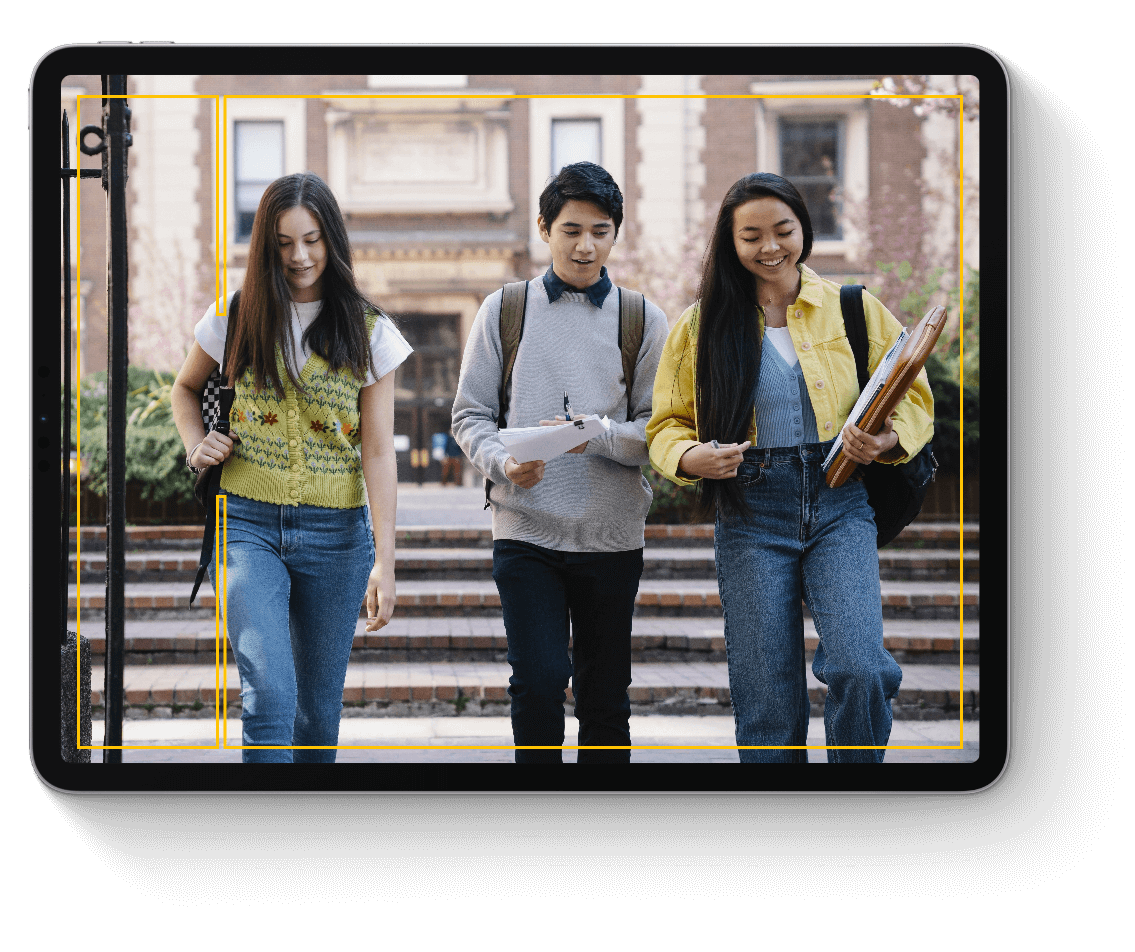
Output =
[
  {"x1": 70, "y1": 521, "x2": 980, "y2": 551},
  {"x1": 75, "y1": 617, "x2": 978, "y2": 666},
  {"x1": 71, "y1": 544, "x2": 977, "y2": 584},
  {"x1": 73, "y1": 520, "x2": 980, "y2": 720},
  {"x1": 70, "y1": 577, "x2": 979, "y2": 620}
]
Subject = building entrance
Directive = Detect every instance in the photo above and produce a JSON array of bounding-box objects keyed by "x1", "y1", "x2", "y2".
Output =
[{"x1": 391, "y1": 313, "x2": 462, "y2": 483}]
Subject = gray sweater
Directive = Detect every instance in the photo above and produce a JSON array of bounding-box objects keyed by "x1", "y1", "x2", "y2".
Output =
[{"x1": 452, "y1": 279, "x2": 668, "y2": 551}]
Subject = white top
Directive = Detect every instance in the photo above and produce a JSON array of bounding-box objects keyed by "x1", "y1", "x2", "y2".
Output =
[
  {"x1": 763, "y1": 325, "x2": 799, "y2": 367},
  {"x1": 194, "y1": 291, "x2": 413, "y2": 386}
]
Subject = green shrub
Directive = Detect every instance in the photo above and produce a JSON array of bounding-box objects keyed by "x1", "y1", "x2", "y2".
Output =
[
  {"x1": 870, "y1": 264, "x2": 980, "y2": 474},
  {"x1": 644, "y1": 465, "x2": 700, "y2": 524},
  {"x1": 69, "y1": 367, "x2": 196, "y2": 505},
  {"x1": 924, "y1": 354, "x2": 979, "y2": 475}
]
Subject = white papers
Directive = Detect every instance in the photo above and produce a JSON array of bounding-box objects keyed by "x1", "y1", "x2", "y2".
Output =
[
  {"x1": 498, "y1": 414, "x2": 611, "y2": 464},
  {"x1": 822, "y1": 329, "x2": 909, "y2": 472}
]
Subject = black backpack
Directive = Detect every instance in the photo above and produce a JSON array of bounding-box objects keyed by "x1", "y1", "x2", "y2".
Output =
[{"x1": 839, "y1": 285, "x2": 938, "y2": 548}]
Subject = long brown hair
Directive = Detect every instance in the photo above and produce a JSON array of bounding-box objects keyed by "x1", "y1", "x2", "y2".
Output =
[
  {"x1": 227, "y1": 172, "x2": 383, "y2": 393},
  {"x1": 694, "y1": 173, "x2": 814, "y2": 520}
]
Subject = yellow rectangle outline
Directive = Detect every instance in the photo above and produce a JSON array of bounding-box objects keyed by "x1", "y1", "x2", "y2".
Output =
[{"x1": 69, "y1": 89, "x2": 971, "y2": 755}]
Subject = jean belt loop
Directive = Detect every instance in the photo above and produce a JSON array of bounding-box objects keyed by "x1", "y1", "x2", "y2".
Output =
[{"x1": 762, "y1": 448, "x2": 771, "y2": 469}]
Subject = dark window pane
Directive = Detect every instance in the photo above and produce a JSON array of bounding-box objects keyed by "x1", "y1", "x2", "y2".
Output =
[{"x1": 778, "y1": 118, "x2": 844, "y2": 240}]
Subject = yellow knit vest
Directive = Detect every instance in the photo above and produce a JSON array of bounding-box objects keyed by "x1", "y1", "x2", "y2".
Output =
[{"x1": 220, "y1": 312, "x2": 378, "y2": 508}]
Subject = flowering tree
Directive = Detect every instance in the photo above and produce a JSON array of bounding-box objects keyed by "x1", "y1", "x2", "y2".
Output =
[
  {"x1": 609, "y1": 226, "x2": 710, "y2": 329},
  {"x1": 129, "y1": 227, "x2": 217, "y2": 373},
  {"x1": 871, "y1": 74, "x2": 981, "y2": 121}
]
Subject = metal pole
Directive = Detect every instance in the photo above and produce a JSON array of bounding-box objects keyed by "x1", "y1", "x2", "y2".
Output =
[
  {"x1": 61, "y1": 112, "x2": 72, "y2": 644},
  {"x1": 102, "y1": 76, "x2": 131, "y2": 764},
  {"x1": 60, "y1": 110, "x2": 93, "y2": 765}
]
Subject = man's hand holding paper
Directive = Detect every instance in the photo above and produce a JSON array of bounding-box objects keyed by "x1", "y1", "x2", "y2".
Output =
[
  {"x1": 539, "y1": 414, "x2": 589, "y2": 454},
  {"x1": 498, "y1": 413, "x2": 612, "y2": 465}
]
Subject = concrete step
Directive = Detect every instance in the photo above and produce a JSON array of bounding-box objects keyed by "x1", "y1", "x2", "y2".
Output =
[
  {"x1": 76, "y1": 617, "x2": 979, "y2": 666},
  {"x1": 69, "y1": 520, "x2": 979, "y2": 552},
  {"x1": 71, "y1": 545, "x2": 978, "y2": 583},
  {"x1": 85, "y1": 659, "x2": 979, "y2": 720},
  {"x1": 71, "y1": 577, "x2": 980, "y2": 621}
]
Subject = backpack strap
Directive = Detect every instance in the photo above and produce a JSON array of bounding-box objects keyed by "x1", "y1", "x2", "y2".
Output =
[
  {"x1": 617, "y1": 287, "x2": 645, "y2": 422},
  {"x1": 497, "y1": 281, "x2": 528, "y2": 426},
  {"x1": 840, "y1": 284, "x2": 870, "y2": 391},
  {"x1": 220, "y1": 289, "x2": 239, "y2": 381},
  {"x1": 485, "y1": 280, "x2": 528, "y2": 509},
  {"x1": 190, "y1": 291, "x2": 240, "y2": 605}
]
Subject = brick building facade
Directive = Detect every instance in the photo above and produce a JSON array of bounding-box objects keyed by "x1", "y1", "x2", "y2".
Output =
[{"x1": 63, "y1": 73, "x2": 975, "y2": 483}]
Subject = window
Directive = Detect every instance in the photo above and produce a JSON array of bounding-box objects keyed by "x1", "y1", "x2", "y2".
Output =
[
  {"x1": 778, "y1": 118, "x2": 844, "y2": 240},
  {"x1": 527, "y1": 98, "x2": 625, "y2": 261},
  {"x1": 750, "y1": 80, "x2": 873, "y2": 259},
  {"x1": 225, "y1": 99, "x2": 305, "y2": 251},
  {"x1": 551, "y1": 118, "x2": 601, "y2": 173},
  {"x1": 234, "y1": 121, "x2": 284, "y2": 241}
]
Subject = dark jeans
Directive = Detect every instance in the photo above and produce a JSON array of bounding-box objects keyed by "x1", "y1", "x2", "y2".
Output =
[{"x1": 492, "y1": 540, "x2": 644, "y2": 764}]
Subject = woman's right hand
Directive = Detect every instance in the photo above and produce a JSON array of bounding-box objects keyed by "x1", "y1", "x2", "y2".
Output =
[
  {"x1": 189, "y1": 429, "x2": 238, "y2": 469},
  {"x1": 677, "y1": 441, "x2": 751, "y2": 480}
]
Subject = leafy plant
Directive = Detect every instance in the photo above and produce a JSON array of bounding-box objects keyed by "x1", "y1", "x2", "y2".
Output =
[
  {"x1": 644, "y1": 465, "x2": 700, "y2": 525},
  {"x1": 69, "y1": 367, "x2": 196, "y2": 505}
]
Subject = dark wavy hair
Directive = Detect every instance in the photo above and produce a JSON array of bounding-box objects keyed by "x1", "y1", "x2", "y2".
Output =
[
  {"x1": 538, "y1": 161, "x2": 624, "y2": 237},
  {"x1": 227, "y1": 172, "x2": 384, "y2": 393},
  {"x1": 693, "y1": 172, "x2": 814, "y2": 520}
]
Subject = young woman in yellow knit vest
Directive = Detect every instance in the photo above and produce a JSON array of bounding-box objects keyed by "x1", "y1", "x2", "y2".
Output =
[{"x1": 171, "y1": 172, "x2": 411, "y2": 763}]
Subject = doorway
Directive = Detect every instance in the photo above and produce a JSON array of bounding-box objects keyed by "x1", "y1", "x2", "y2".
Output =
[{"x1": 391, "y1": 313, "x2": 462, "y2": 483}]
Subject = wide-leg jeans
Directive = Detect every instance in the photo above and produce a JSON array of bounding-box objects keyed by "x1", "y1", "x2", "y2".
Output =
[
  {"x1": 492, "y1": 540, "x2": 644, "y2": 764},
  {"x1": 714, "y1": 442, "x2": 902, "y2": 764},
  {"x1": 211, "y1": 493, "x2": 374, "y2": 763}
]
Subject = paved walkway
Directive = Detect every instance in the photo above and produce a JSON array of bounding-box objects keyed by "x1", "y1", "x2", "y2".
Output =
[{"x1": 88, "y1": 716, "x2": 979, "y2": 764}]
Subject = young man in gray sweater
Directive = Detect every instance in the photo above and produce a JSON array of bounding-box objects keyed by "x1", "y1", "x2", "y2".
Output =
[{"x1": 452, "y1": 162, "x2": 668, "y2": 763}]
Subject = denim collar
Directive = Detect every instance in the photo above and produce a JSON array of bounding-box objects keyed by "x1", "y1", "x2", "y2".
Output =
[{"x1": 542, "y1": 265, "x2": 613, "y2": 308}]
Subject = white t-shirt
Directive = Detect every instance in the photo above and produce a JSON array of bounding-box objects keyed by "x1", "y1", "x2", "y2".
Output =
[
  {"x1": 194, "y1": 291, "x2": 412, "y2": 386},
  {"x1": 763, "y1": 325, "x2": 799, "y2": 367}
]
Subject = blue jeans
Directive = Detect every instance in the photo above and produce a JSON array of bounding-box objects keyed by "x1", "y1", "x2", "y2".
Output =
[
  {"x1": 211, "y1": 494, "x2": 373, "y2": 763},
  {"x1": 714, "y1": 443, "x2": 902, "y2": 764},
  {"x1": 492, "y1": 540, "x2": 643, "y2": 764}
]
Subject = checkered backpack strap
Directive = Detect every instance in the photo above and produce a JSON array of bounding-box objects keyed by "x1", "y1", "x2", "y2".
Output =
[
  {"x1": 199, "y1": 290, "x2": 240, "y2": 430},
  {"x1": 189, "y1": 290, "x2": 240, "y2": 607}
]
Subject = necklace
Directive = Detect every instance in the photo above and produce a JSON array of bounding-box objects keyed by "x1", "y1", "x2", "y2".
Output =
[{"x1": 758, "y1": 274, "x2": 802, "y2": 308}]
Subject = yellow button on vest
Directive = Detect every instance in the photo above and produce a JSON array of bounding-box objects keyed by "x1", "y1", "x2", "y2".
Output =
[
  {"x1": 290, "y1": 488, "x2": 299, "y2": 496},
  {"x1": 289, "y1": 439, "x2": 297, "y2": 447},
  {"x1": 288, "y1": 409, "x2": 297, "y2": 418},
  {"x1": 824, "y1": 421, "x2": 832, "y2": 431},
  {"x1": 801, "y1": 341, "x2": 811, "y2": 351},
  {"x1": 795, "y1": 310, "x2": 803, "y2": 319},
  {"x1": 815, "y1": 380, "x2": 824, "y2": 389},
  {"x1": 292, "y1": 463, "x2": 301, "y2": 471}
]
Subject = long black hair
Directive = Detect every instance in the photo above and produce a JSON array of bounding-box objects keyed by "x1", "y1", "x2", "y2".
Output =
[
  {"x1": 693, "y1": 172, "x2": 814, "y2": 520},
  {"x1": 228, "y1": 172, "x2": 384, "y2": 393}
]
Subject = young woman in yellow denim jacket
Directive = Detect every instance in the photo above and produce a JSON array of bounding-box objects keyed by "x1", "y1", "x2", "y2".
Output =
[{"x1": 646, "y1": 173, "x2": 933, "y2": 763}]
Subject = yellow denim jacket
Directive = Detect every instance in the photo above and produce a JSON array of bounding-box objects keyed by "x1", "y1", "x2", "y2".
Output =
[{"x1": 647, "y1": 265, "x2": 935, "y2": 486}]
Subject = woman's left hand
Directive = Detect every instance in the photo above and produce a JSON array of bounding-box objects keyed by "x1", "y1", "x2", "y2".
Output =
[
  {"x1": 841, "y1": 414, "x2": 901, "y2": 466},
  {"x1": 364, "y1": 563, "x2": 396, "y2": 631}
]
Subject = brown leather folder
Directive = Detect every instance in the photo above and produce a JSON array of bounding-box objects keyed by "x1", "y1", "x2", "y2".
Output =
[{"x1": 825, "y1": 304, "x2": 948, "y2": 489}]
